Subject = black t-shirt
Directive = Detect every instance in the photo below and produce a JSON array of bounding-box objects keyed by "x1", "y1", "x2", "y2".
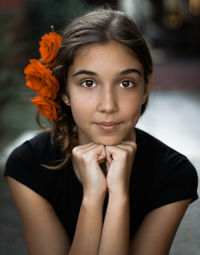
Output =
[{"x1": 4, "y1": 128, "x2": 198, "y2": 242}]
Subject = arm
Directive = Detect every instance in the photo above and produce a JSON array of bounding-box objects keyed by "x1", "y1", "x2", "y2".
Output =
[
  {"x1": 69, "y1": 143, "x2": 108, "y2": 254},
  {"x1": 98, "y1": 189, "x2": 191, "y2": 255},
  {"x1": 7, "y1": 176, "x2": 105, "y2": 255},
  {"x1": 98, "y1": 140, "x2": 191, "y2": 255},
  {"x1": 7, "y1": 177, "x2": 70, "y2": 255},
  {"x1": 98, "y1": 141, "x2": 136, "y2": 255},
  {"x1": 130, "y1": 199, "x2": 191, "y2": 255},
  {"x1": 69, "y1": 193, "x2": 105, "y2": 255},
  {"x1": 98, "y1": 192, "x2": 130, "y2": 255},
  {"x1": 7, "y1": 143, "x2": 107, "y2": 255}
]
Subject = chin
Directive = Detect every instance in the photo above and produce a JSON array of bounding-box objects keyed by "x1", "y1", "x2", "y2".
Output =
[{"x1": 92, "y1": 135, "x2": 124, "y2": 146}]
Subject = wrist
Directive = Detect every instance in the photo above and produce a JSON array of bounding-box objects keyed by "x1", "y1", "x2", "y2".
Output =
[
  {"x1": 107, "y1": 192, "x2": 129, "y2": 213},
  {"x1": 83, "y1": 190, "x2": 106, "y2": 206},
  {"x1": 108, "y1": 190, "x2": 129, "y2": 203},
  {"x1": 108, "y1": 184, "x2": 129, "y2": 198}
]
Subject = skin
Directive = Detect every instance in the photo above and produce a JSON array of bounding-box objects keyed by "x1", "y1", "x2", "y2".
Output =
[
  {"x1": 64, "y1": 40, "x2": 149, "y2": 195},
  {"x1": 65, "y1": 40, "x2": 149, "y2": 146},
  {"x1": 63, "y1": 40, "x2": 144, "y2": 254},
  {"x1": 7, "y1": 40, "x2": 191, "y2": 255}
]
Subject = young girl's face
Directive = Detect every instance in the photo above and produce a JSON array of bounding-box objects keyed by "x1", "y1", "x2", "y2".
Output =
[{"x1": 65, "y1": 40, "x2": 150, "y2": 145}]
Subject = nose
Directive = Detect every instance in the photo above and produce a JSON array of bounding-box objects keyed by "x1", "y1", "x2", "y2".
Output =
[{"x1": 97, "y1": 86, "x2": 119, "y2": 113}]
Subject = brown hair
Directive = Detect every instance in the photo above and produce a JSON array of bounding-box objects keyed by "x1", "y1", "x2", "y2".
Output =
[{"x1": 48, "y1": 7, "x2": 153, "y2": 169}]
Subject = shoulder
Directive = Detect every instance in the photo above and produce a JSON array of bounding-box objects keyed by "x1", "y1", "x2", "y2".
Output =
[
  {"x1": 135, "y1": 128, "x2": 198, "y2": 204},
  {"x1": 4, "y1": 131, "x2": 57, "y2": 187},
  {"x1": 4, "y1": 131, "x2": 64, "y2": 200},
  {"x1": 135, "y1": 127, "x2": 196, "y2": 169},
  {"x1": 5, "y1": 131, "x2": 59, "y2": 168}
]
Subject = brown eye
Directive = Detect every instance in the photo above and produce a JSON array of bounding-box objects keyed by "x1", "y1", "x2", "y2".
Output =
[
  {"x1": 81, "y1": 80, "x2": 96, "y2": 88},
  {"x1": 119, "y1": 80, "x2": 134, "y2": 88}
]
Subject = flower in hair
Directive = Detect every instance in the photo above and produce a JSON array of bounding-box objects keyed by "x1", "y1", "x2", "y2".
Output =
[
  {"x1": 39, "y1": 32, "x2": 62, "y2": 68},
  {"x1": 24, "y1": 29, "x2": 62, "y2": 122},
  {"x1": 31, "y1": 97, "x2": 59, "y2": 122},
  {"x1": 24, "y1": 59, "x2": 59, "y2": 99}
]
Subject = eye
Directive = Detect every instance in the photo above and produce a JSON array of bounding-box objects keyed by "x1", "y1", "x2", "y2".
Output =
[
  {"x1": 81, "y1": 80, "x2": 96, "y2": 88},
  {"x1": 119, "y1": 80, "x2": 135, "y2": 88}
]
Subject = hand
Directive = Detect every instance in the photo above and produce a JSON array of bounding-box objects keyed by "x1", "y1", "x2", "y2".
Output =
[
  {"x1": 105, "y1": 141, "x2": 137, "y2": 195},
  {"x1": 72, "y1": 143, "x2": 107, "y2": 198}
]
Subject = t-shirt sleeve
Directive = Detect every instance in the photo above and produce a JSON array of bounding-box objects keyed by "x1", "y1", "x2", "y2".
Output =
[
  {"x1": 148, "y1": 156, "x2": 198, "y2": 212},
  {"x1": 4, "y1": 141, "x2": 48, "y2": 200}
]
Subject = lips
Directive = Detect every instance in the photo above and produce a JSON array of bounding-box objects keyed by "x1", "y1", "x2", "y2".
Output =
[{"x1": 94, "y1": 121, "x2": 122, "y2": 132}]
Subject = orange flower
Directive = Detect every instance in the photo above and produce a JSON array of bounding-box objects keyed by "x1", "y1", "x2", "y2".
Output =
[
  {"x1": 31, "y1": 96, "x2": 60, "y2": 122},
  {"x1": 24, "y1": 59, "x2": 59, "y2": 100},
  {"x1": 39, "y1": 32, "x2": 62, "y2": 68},
  {"x1": 24, "y1": 31, "x2": 62, "y2": 122}
]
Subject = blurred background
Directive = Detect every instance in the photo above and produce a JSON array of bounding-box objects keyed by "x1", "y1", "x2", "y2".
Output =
[{"x1": 0, "y1": 0, "x2": 199, "y2": 254}]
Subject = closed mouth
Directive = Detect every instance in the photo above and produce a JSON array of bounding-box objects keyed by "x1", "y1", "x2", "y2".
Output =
[
  {"x1": 94, "y1": 122, "x2": 122, "y2": 132},
  {"x1": 95, "y1": 122, "x2": 122, "y2": 126}
]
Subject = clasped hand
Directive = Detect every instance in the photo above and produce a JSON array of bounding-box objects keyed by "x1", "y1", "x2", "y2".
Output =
[{"x1": 72, "y1": 141, "x2": 137, "y2": 198}]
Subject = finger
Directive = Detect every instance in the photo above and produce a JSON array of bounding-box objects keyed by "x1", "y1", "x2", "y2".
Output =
[
  {"x1": 76, "y1": 142, "x2": 98, "y2": 152},
  {"x1": 97, "y1": 154, "x2": 106, "y2": 164},
  {"x1": 83, "y1": 144, "x2": 106, "y2": 162},
  {"x1": 72, "y1": 143, "x2": 97, "y2": 156},
  {"x1": 106, "y1": 159, "x2": 110, "y2": 171},
  {"x1": 96, "y1": 144, "x2": 106, "y2": 160},
  {"x1": 116, "y1": 141, "x2": 137, "y2": 152},
  {"x1": 75, "y1": 143, "x2": 103, "y2": 154},
  {"x1": 118, "y1": 140, "x2": 136, "y2": 147},
  {"x1": 115, "y1": 144, "x2": 132, "y2": 152},
  {"x1": 106, "y1": 151, "x2": 113, "y2": 165},
  {"x1": 73, "y1": 143, "x2": 106, "y2": 165},
  {"x1": 105, "y1": 145, "x2": 123, "y2": 160},
  {"x1": 106, "y1": 144, "x2": 136, "y2": 161}
]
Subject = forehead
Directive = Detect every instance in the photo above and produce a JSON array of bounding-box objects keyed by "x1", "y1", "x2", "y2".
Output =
[{"x1": 70, "y1": 40, "x2": 144, "y2": 73}]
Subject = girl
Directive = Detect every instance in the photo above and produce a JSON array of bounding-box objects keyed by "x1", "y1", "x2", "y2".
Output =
[{"x1": 5, "y1": 7, "x2": 198, "y2": 255}]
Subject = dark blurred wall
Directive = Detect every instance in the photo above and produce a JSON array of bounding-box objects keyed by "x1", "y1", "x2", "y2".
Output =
[{"x1": 149, "y1": 0, "x2": 200, "y2": 58}]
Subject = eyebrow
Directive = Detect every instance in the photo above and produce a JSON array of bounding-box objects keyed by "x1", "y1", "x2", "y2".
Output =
[
  {"x1": 119, "y1": 68, "x2": 142, "y2": 77},
  {"x1": 73, "y1": 70, "x2": 97, "y2": 77},
  {"x1": 72, "y1": 68, "x2": 142, "y2": 77}
]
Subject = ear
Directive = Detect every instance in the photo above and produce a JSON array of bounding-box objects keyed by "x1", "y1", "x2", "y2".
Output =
[
  {"x1": 62, "y1": 94, "x2": 70, "y2": 106},
  {"x1": 142, "y1": 74, "x2": 152, "y2": 104}
]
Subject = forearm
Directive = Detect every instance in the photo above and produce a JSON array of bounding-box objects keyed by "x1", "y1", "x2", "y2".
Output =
[
  {"x1": 98, "y1": 192, "x2": 130, "y2": 255},
  {"x1": 69, "y1": 193, "x2": 105, "y2": 255}
]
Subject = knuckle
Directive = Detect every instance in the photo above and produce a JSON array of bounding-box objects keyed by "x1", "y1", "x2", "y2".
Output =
[
  {"x1": 72, "y1": 146, "x2": 83, "y2": 159},
  {"x1": 72, "y1": 146, "x2": 79, "y2": 156},
  {"x1": 132, "y1": 143, "x2": 137, "y2": 151},
  {"x1": 72, "y1": 147, "x2": 78, "y2": 156},
  {"x1": 121, "y1": 150, "x2": 128, "y2": 158},
  {"x1": 129, "y1": 141, "x2": 137, "y2": 151}
]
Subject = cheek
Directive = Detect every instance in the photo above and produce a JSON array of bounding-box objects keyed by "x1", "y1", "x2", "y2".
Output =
[
  {"x1": 69, "y1": 91, "x2": 96, "y2": 123},
  {"x1": 70, "y1": 101, "x2": 87, "y2": 123},
  {"x1": 120, "y1": 92, "x2": 144, "y2": 119}
]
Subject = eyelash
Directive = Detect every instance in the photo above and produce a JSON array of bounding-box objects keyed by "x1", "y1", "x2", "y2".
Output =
[
  {"x1": 80, "y1": 79, "x2": 135, "y2": 88},
  {"x1": 81, "y1": 79, "x2": 97, "y2": 88},
  {"x1": 119, "y1": 80, "x2": 135, "y2": 88}
]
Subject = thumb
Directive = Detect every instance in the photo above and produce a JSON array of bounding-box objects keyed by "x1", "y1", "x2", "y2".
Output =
[
  {"x1": 97, "y1": 154, "x2": 106, "y2": 164},
  {"x1": 106, "y1": 151, "x2": 112, "y2": 165},
  {"x1": 97, "y1": 145, "x2": 106, "y2": 163}
]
